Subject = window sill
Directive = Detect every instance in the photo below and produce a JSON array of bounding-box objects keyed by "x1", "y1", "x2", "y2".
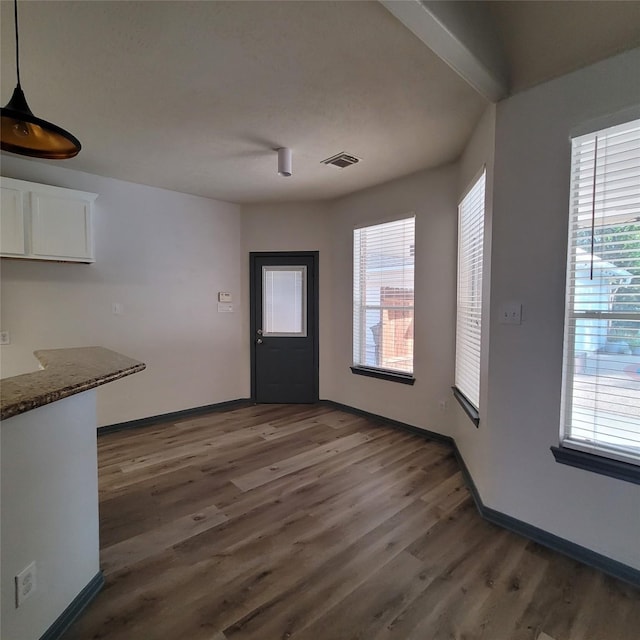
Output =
[
  {"x1": 452, "y1": 387, "x2": 479, "y2": 427},
  {"x1": 350, "y1": 366, "x2": 415, "y2": 385},
  {"x1": 550, "y1": 445, "x2": 640, "y2": 485}
]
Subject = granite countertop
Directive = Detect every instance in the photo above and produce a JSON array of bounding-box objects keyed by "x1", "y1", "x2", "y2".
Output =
[{"x1": 0, "y1": 347, "x2": 146, "y2": 420}]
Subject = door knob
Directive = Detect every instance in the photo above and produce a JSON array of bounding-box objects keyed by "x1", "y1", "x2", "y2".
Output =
[
  {"x1": 257, "y1": 329, "x2": 263, "y2": 335},
  {"x1": 257, "y1": 338, "x2": 263, "y2": 344}
]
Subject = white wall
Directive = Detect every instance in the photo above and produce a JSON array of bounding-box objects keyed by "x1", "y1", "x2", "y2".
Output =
[
  {"x1": 486, "y1": 49, "x2": 640, "y2": 569},
  {"x1": 240, "y1": 202, "x2": 333, "y2": 398},
  {"x1": 1, "y1": 391, "x2": 99, "y2": 640},
  {"x1": 328, "y1": 165, "x2": 459, "y2": 432},
  {"x1": 0, "y1": 157, "x2": 244, "y2": 426}
]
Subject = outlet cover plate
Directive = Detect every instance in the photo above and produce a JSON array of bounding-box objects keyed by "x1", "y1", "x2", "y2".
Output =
[
  {"x1": 499, "y1": 302, "x2": 522, "y2": 325},
  {"x1": 15, "y1": 561, "x2": 36, "y2": 607}
]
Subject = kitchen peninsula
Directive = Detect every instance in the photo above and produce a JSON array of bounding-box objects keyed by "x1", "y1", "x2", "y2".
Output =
[{"x1": 1, "y1": 347, "x2": 145, "y2": 640}]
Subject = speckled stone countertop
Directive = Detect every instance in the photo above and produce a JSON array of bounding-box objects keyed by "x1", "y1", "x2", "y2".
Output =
[{"x1": 0, "y1": 347, "x2": 146, "y2": 421}]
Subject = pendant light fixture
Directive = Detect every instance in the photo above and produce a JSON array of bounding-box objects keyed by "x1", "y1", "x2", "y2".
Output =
[{"x1": 1, "y1": 0, "x2": 81, "y2": 159}]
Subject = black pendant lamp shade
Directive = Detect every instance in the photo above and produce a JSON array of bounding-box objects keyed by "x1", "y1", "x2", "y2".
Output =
[{"x1": 1, "y1": 0, "x2": 81, "y2": 159}]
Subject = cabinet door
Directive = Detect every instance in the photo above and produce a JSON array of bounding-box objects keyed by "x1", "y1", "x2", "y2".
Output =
[
  {"x1": 31, "y1": 193, "x2": 93, "y2": 261},
  {"x1": 0, "y1": 187, "x2": 26, "y2": 255}
]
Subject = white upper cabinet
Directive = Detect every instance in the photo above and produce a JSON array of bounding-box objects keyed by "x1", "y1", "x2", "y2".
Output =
[
  {"x1": 31, "y1": 192, "x2": 92, "y2": 260},
  {"x1": 0, "y1": 177, "x2": 97, "y2": 263},
  {"x1": 0, "y1": 187, "x2": 26, "y2": 256}
]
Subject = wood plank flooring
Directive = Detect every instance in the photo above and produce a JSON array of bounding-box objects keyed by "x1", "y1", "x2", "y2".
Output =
[{"x1": 62, "y1": 404, "x2": 640, "y2": 640}]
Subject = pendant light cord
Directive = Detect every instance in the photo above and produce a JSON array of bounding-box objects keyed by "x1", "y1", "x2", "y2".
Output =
[{"x1": 14, "y1": 0, "x2": 21, "y2": 87}]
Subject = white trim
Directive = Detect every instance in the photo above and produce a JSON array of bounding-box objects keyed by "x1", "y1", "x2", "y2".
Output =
[
  {"x1": 569, "y1": 104, "x2": 640, "y2": 140},
  {"x1": 458, "y1": 164, "x2": 487, "y2": 205},
  {"x1": 353, "y1": 212, "x2": 415, "y2": 231},
  {"x1": 561, "y1": 438, "x2": 640, "y2": 467}
]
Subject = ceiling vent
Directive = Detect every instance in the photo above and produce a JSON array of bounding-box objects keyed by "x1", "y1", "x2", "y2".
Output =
[{"x1": 321, "y1": 152, "x2": 361, "y2": 169}]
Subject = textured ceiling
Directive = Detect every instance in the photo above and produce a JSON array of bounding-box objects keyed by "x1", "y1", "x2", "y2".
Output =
[
  {"x1": 2, "y1": 1, "x2": 639, "y2": 204},
  {"x1": 488, "y1": 0, "x2": 640, "y2": 92},
  {"x1": 0, "y1": 1, "x2": 486, "y2": 203}
]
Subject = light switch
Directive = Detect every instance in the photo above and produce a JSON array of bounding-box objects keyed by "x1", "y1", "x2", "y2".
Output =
[
  {"x1": 499, "y1": 302, "x2": 522, "y2": 325},
  {"x1": 217, "y1": 302, "x2": 233, "y2": 313},
  {"x1": 112, "y1": 303, "x2": 123, "y2": 316}
]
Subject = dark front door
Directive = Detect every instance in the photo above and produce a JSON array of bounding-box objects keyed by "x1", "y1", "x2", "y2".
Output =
[{"x1": 250, "y1": 252, "x2": 319, "y2": 403}]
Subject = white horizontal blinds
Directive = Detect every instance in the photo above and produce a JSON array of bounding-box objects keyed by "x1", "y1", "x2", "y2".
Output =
[
  {"x1": 353, "y1": 217, "x2": 415, "y2": 374},
  {"x1": 455, "y1": 171, "x2": 486, "y2": 409},
  {"x1": 263, "y1": 266, "x2": 306, "y2": 336},
  {"x1": 562, "y1": 118, "x2": 640, "y2": 464}
]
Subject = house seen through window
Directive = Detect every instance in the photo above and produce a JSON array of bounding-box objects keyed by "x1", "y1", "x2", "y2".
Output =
[{"x1": 353, "y1": 217, "x2": 415, "y2": 376}]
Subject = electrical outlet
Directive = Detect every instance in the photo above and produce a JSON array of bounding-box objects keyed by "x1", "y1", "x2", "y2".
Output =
[
  {"x1": 0, "y1": 331, "x2": 10, "y2": 345},
  {"x1": 499, "y1": 302, "x2": 522, "y2": 325},
  {"x1": 15, "y1": 562, "x2": 36, "y2": 607}
]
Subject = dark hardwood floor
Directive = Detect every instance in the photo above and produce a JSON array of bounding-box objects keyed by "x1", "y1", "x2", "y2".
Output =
[{"x1": 62, "y1": 404, "x2": 639, "y2": 640}]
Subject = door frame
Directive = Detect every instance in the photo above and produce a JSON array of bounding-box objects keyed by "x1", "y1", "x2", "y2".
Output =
[{"x1": 249, "y1": 251, "x2": 320, "y2": 403}]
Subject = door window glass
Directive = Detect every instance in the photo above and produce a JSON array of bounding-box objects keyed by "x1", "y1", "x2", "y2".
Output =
[{"x1": 262, "y1": 266, "x2": 307, "y2": 336}]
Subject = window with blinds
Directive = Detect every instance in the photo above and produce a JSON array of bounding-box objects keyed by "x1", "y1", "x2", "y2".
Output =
[
  {"x1": 455, "y1": 171, "x2": 486, "y2": 411},
  {"x1": 561, "y1": 118, "x2": 640, "y2": 465},
  {"x1": 353, "y1": 217, "x2": 415, "y2": 375}
]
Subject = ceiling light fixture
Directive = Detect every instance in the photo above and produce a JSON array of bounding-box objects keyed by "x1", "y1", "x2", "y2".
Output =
[
  {"x1": 1, "y1": 0, "x2": 81, "y2": 159},
  {"x1": 277, "y1": 147, "x2": 292, "y2": 177}
]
